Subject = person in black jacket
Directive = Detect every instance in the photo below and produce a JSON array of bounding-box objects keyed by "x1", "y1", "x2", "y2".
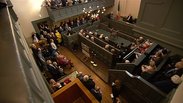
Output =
[
  {"x1": 126, "y1": 14, "x2": 133, "y2": 23},
  {"x1": 46, "y1": 60, "x2": 62, "y2": 80},
  {"x1": 91, "y1": 86, "x2": 102, "y2": 102},
  {"x1": 83, "y1": 75, "x2": 95, "y2": 90},
  {"x1": 153, "y1": 59, "x2": 183, "y2": 93},
  {"x1": 112, "y1": 80, "x2": 121, "y2": 103}
]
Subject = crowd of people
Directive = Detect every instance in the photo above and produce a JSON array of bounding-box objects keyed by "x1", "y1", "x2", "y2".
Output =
[
  {"x1": 30, "y1": 13, "x2": 100, "y2": 93},
  {"x1": 78, "y1": 28, "x2": 154, "y2": 64},
  {"x1": 29, "y1": 11, "x2": 183, "y2": 102},
  {"x1": 44, "y1": 0, "x2": 93, "y2": 9},
  {"x1": 140, "y1": 47, "x2": 168, "y2": 74},
  {"x1": 151, "y1": 57, "x2": 183, "y2": 93},
  {"x1": 78, "y1": 26, "x2": 183, "y2": 95},
  {"x1": 107, "y1": 12, "x2": 137, "y2": 24},
  {"x1": 76, "y1": 72, "x2": 102, "y2": 102},
  {"x1": 52, "y1": 14, "x2": 98, "y2": 35},
  {"x1": 30, "y1": 22, "x2": 76, "y2": 92}
]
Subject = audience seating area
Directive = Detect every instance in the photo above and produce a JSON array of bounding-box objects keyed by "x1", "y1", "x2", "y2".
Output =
[
  {"x1": 102, "y1": 17, "x2": 183, "y2": 103},
  {"x1": 45, "y1": 0, "x2": 100, "y2": 9},
  {"x1": 30, "y1": 15, "x2": 104, "y2": 102},
  {"x1": 77, "y1": 18, "x2": 183, "y2": 102},
  {"x1": 30, "y1": 14, "x2": 183, "y2": 103},
  {"x1": 45, "y1": 0, "x2": 114, "y2": 21}
]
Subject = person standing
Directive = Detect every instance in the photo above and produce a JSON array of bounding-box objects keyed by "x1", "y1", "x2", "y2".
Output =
[{"x1": 112, "y1": 80, "x2": 121, "y2": 103}]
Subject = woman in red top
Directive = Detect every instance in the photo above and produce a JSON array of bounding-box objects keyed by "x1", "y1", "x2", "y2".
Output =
[{"x1": 55, "y1": 52, "x2": 73, "y2": 68}]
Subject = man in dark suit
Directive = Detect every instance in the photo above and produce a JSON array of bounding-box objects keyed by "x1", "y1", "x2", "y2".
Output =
[{"x1": 46, "y1": 60, "x2": 62, "y2": 80}]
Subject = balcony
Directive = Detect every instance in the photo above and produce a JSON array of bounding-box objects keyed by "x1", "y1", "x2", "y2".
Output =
[{"x1": 46, "y1": 0, "x2": 114, "y2": 22}]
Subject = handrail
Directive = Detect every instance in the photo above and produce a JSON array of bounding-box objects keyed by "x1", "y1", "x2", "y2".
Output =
[
  {"x1": 0, "y1": 2, "x2": 54, "y2": 102},
  {"x1": 108, "y1": 69, "x2": 167, "y2": 102}
]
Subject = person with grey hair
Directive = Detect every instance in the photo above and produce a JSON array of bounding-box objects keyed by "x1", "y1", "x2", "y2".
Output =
[
  {"x1": 49, "y1": 79, "x2": 62, "y2": 92},
  {"x1": 83, "y1": 75, "x2": 95, "y2": 90},
  {"x1": 53, "y1": 61, "x2": 65, "y2": 76},
  {"x1": 104, "y1": 44, "x2": 110, "y2": 50},
  {"x1": 153, "y1": 59, "x2": 183, "y2": 93},
  {"x1": 76, "y1": 72, "x2": 84, "y2": 82},
  {"x1": 104, "y1": 36, "x2": 109, "y2": 42},
  {"x1": 91, "y1": 36, "x2": 95, "y2": 42},
  {"x1": 46, "y1": 60, "x2": 62, "y2": 80}
]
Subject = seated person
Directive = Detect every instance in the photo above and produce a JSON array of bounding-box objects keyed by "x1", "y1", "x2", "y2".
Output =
[
  {"x1": 151, "y1": 49, "x2": 164, "y2": 65},
  {"x1": 63, "y1": 78, "x2": 71, "y2": 84},
  {"x1": 153, "y1": 74, "x2": 182, "y2": 93},
  {"x1": 99, "y1": 34, "x2": 104, "y2": 39},
  {"x1": 86, "y1": 35, "x2": 90, "y2": 39},
  {"x1": 83, "y1": 75, "x2": 95, "y2": 90},
  {"x1": 49, "y1": 79, "x2": 65, "y2": 92},
  {"x1": 104, "y1": 44, "x2": 110, "y2": 50},
  {"x1": 110, "y1": 28, "x2": 118, "y2": 38},
  {"x1": 111, "y1": 49, "x2": 116, "y2": 54},
  {"x1": 46, "y1": 60, "x2": 62, "y2": 80},
  {"x1": 79, "y1": 29, "x2": 84, "y2": 35},
  {"x1": 76, "y1": 72, "x2": 84, "y2": 82},
  {"x1": 142, "y1": 39, "x2": 152, "y2": 49},
  {"x1": 153, "y1": 59, "x2": 183, "y2": 93},
  {"x1": 90, "y1": 36, "x2": 95, "y2": 42},
  {"x1": 163, "y1": 59, "x2": 183, "y2": 78},
  {"x1": 138, "y1": 40, "x2": 152, "y2": 53},
  {"x1": 52, "y1": 62, "x2": 65, "y2": 76},
  {"x1": 94, "y1": 32, "x2": 99, "y2": 37},
  {"x1": 141, "y1": 59, "x2": 157, "y2": 74},
  {"x1": 104, "y1": 36, "x2": 109, "y2": 42},
  {"x1": 135, "y1": 36, "x2": 144, "y2": 45},
  {"x1": 91, "y1": 86, "x2": 102, "y2": 102}
]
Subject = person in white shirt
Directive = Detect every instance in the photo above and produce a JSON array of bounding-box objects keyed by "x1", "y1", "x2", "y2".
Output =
[
  {"x1": 50, "y1": 39, "x2": 58, "y2": 56},
  {"x1": 50, "y1": 39, "x2": 57, "y2": 50}
]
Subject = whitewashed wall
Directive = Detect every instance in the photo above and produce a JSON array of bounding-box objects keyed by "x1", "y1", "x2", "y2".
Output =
[
  {"x1": 113, "y1": 0, "x2": 141, "y2": 18},
  {"x1": 11, "y1": 0, "x2": 141, "y2": 41},
  {"x1": 11, "y1": 0, "x2": 48, "y2": 42}
]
